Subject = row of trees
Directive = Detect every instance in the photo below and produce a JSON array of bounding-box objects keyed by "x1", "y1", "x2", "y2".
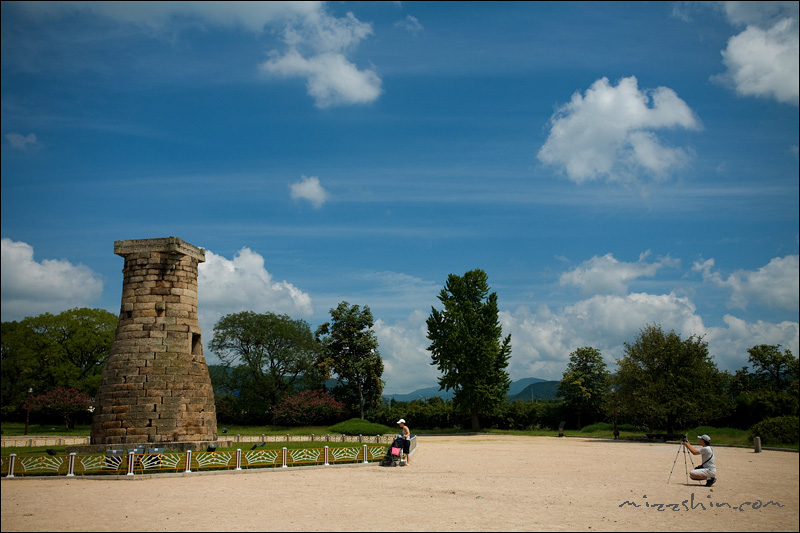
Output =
[
  {"x1": 556, "y1": 329, "x2": 798, "y2": 433},
  {"x1": 2, "y1": 269, "x2": 797, "y2": 436},
  {"x1": 209, "y1": 302, "x2": 384, "y2": 425}
]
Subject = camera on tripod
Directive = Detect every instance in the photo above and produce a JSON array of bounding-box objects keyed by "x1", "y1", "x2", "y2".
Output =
[{"x1": 681, "y1": 435, "x2": 688, "y2": 442}]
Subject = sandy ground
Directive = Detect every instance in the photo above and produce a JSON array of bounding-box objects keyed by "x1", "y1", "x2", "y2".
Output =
[{"x1": 2, "y1": 435, "x2": 798, "y2": 532}]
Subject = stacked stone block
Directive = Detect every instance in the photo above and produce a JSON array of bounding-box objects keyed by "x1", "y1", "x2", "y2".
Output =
[{"x1": 91, "y1": 237, "x2": 217, "y2": 445}]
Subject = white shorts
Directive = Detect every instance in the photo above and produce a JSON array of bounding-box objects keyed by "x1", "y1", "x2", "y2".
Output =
[{"x1": 691, "y1": 467, "x2": 715, "y2": 479}]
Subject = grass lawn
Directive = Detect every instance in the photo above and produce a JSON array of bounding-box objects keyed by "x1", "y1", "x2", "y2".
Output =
[
  {"x1": 1, "y1": 422, "x2": 92, "y2": 437},
  {"x1": 3, "y1": 421, "x2": 795, "y2": 457}
]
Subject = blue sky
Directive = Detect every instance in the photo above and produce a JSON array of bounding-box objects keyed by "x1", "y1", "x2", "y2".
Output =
[{"x1": 2, "y1": 1, "x2": 798, "y2": 395}]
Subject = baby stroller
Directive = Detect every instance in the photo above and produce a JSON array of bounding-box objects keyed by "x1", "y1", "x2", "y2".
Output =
[{"x1": 379, "y1": 436, "x2": 405, "y2": 467}]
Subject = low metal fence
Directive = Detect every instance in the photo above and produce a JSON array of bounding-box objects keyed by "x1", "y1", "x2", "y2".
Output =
[{"x1": 1, "y1": 444, "x2": 395, "y2": 477}]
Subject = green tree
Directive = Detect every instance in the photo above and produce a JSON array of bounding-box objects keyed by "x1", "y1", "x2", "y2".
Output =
[
  {"x1": 1, "y1": 308, "x2": 117, "y2": 418},
  {"x1": 615, "y1": 324, "x2": 727, "y2": 434},
  {"x1": 209, "y1": 311, "x2": 320, "y2": 424},
  {"x1": 732, "y1": 345, "x2": 799, "y2": 425},
  {"x1": 557, "y1": 347, "x2": 610, "y2": 428},
  {"x1": 315, "y1": 302, "x2": 384, "y2": 419},
  {"x1": 747, "y1": 344, "x2": 798, "y2": 392},
  {"x1": 426, "y1": 269, "x2": 511, "y2": 431}
]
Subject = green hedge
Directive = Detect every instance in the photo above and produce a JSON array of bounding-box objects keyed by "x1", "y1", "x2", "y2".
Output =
[
  {"x1": 749, "y1": 416, "x2": 799, "y2": 445},
  {"x1": 328, "y1": 418, "x2": 394, "y2": 436}
]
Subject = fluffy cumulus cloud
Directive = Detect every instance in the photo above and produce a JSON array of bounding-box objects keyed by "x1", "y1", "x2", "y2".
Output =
[
  {"x1": 12, "y1": 1, "x2": 381, "y2": 108},
  {"x1": 198, "y1": 247, "x2": 313, "y2": 360},
  {"x1": 376, "y1": 285, "x2": 797, "y2": 391},
  {"x1": 289, "y1": 175, "x2": 330, "y2": 208},
  {"x1": 375, "y1": 257, "x2": 798, "y2": 392},
  {"x1": 260, "y1": 8, "x2": 382, "y2": 108},
  {"x1": 374, "y1": 310, "x2": 439, "y2": 395},
  {"x1": 0, "y1": 238, "x2": 103, "y2": 321},
  {"x1": 715, "y1": 1, "x2": 799, "y2": 106},
  {"x1": 537, "y1": 76, "x2": 701, "y2": 183},
  {"x1": 693, "y1": 255, "x2": 799, "y2": 311},
  {"x1": 499, "y1": 292, "x2": 705, "y2": 379},
  {"x1": 559, "y1": 251, "x2": 680, "y2": 295},
  {"x1": 5, "y1": 132, "x2": 39, "y2": 150}
]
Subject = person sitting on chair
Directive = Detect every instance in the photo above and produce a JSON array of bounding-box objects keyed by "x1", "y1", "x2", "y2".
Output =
[
  {"x1": 683, "y1": 434, "x2": 716, "y2": 486},
  {"x1": 397, "y1": 418, "x2": 411, "y2": 466}
]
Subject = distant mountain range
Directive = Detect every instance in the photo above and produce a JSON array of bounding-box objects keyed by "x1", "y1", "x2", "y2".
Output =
[{"x1": 383, "y1": 377, "x2": 560, "y2": 402}]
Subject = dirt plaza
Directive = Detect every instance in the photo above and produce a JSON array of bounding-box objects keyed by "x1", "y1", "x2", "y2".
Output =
[{"x1": 2, "y1": 434, "x2": 797, "y2": 532}]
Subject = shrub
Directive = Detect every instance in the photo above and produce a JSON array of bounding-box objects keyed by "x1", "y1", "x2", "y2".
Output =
[
  {"x1": 272, "y1": 390, "x2": 345, "y2": 426},
  {"x1": 749, "y1": 416, "x2": 800, "y2": 445},
  {"x1": 328, "y1": 418, "x2": 394, "y2": 436},
  {"x1": 26, "y1": 387, "x2": 92, "y2": 431}
]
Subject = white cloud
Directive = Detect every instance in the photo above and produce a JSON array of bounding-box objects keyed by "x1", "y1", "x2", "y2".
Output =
[
  {"x1": 289, "y1": 175, "x2": 330, "y2": 208},
  {"x1": 376, "y1": 287, "x2": 798, "y2": 392},
  {"x1": 5, "y1": 132, "x2": 39, "y2": 150},
  {"x1": 713, "y1": 1, "x2": 799, "y2": 106},
  {"x1": 197, "y1": 247, "x2": 313, "y2": 361},
  {"x1": 395, "y1": 15, "x2": 424, "y2": 35},
  {"x1": 261, "y1": 8, "x2": 382, "y2": 108},
  {"x1": 703, "y1": 314, "x2": 799, "y2": 371},
  {"x1": 559, "y1": 251, "x2": 679, "y2": 295},
  {"x1": 499, "y1": 292, "x2": 708, "y2": 382},
  {"x1": 0, "y1": 238, "x2": 103, "y2": 321},
  {"x1": 537, "y1": 76, "x2": 701, "y2": 183},
  {"x1": 693, "y1": 255, "x2": 799, "y2": 311},
  {"x1": 13, "y1": 1, "x2": 382, "y2": 108},
  {"x1": 502, "y1": 293, "x2": 797, "y2": 382},
  {"x1": 374, "y1": 310, "x2": 439, "y2": 395}
]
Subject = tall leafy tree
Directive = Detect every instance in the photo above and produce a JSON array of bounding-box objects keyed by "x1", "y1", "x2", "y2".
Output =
[
  {"x1": 615, "y1": 324, "x2": 727, "y2": 434},
  {"x1": 315, "y1": 302, "x2": 384, "y2": 419},
  {"x1": 732, "y1": 345, "x2": 799, "y2": 424},
  {"x1": 1, "y1": 308, "x2": 116, "y2": 417},
  {"x1": 746, "y1": 344, "x2": 798, "y2": 391},
  {"x1": 209, "y1": 311, "x2": 320, "y2": 424},
  {"x1": 426, "y1": 269, "x2": 511, "y2": 431},
  {"x1": 557, "y1": 347, "x2": 610, "y2": 428}
]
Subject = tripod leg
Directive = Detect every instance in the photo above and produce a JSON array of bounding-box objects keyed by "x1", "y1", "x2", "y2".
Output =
[
  {"x1": 667, "y1": 442, "x2": 684, "y2": 483},
  {"x1": 684, "y1": 445, "x2": 689, "y2": 485}
]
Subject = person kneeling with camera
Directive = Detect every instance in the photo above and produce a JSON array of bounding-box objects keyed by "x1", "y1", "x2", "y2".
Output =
[{"x1": 683, "y1": 434, "x2": 716, "y2": 486}]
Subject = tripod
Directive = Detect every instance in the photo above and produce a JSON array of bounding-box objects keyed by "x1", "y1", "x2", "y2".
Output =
[{"x1": 667, "y1": 436, "x2": 696, "y2": 484}]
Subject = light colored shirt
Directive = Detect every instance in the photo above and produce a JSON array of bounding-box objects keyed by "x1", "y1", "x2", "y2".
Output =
[{"x1": 699, "y1": 446, "x2": 715, "y2": 473}]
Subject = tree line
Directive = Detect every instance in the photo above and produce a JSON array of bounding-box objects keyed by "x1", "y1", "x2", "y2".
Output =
[{"x1": 2, "y1": 269, "x2": 797, "y2": 437}]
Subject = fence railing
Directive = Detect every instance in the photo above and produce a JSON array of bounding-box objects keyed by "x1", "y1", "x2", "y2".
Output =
[
  {"x1": 1, "y1": 436, "x2": 417, "y2": 478},
  {"x1": 1, "y1": 436, "x2": 92, "y2": 448}
]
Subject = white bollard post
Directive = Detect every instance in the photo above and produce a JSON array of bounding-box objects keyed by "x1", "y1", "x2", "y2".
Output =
[
  {"x1": 754, "y1": 436, "x2": 762, "y2": 453},
  {"x1": 67, "y1": 452, "x2": 76, "y2": 477}
]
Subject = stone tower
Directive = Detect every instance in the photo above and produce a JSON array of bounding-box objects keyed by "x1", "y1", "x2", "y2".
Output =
[{"x1": 91, "y1": 237, "x2": 217, "y2": 445}]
